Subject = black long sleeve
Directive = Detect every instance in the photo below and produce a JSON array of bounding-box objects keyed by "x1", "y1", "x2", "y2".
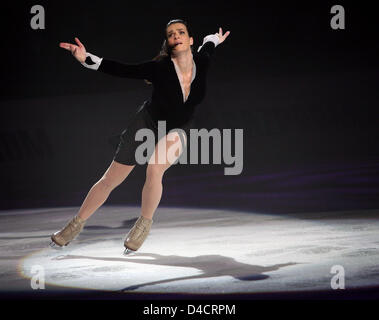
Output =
[
  {"x1": 83, "y1": 36, "x2": 217, "y2": 81},
  {"x1": 98, "y1": 59, "x2": 156, "y2": 82},
  {"x1": 80, "y1": 36, "x2": 223, "y2": 131},
  {"x1": 197, "y1": 41, "x2": 216, "y2": 60}
]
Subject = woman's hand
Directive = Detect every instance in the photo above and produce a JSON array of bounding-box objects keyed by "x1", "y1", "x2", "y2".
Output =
[
  {"x1": 59, "y1": 37, "x2": 87, "y2": 63},
  {"x1": 216, "y1": 27, "x2": 230, "y2": 45}
]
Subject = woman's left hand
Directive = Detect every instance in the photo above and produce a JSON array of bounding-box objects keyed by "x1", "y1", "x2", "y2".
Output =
[{"x1": 216, "y1": 27, "x2": 231, "y2": 44}]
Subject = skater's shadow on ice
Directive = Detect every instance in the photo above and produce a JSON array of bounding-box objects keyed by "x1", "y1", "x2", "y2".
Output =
[
  {"x1": 83, "y1": 218, "x2": 137, "y2": 231},
  {"x1": 0, "y1": 235, "x2": 51, "y2": 240},
  {"x1": 52, "y1": 253, "x2": 297, "y2": 291}
]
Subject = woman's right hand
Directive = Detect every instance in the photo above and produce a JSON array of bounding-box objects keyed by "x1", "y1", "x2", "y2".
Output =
[{"x1": 59, "y1": 37, "x2": 86, "y2": 63}]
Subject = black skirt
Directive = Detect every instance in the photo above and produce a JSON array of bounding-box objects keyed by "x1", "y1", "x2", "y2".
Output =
[{"x1": 112, "y1": 102, "x2": 192, "y2": 166}]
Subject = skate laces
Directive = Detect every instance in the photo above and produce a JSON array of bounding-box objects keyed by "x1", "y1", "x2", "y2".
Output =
[{"x1": 62, "y1": 216, "x2": 83, "y2": 238}]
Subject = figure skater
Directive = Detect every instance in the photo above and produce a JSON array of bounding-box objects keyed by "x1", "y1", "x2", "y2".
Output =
[{"x1": 50, "y1": 19, "x2": 230, "y2": 254}]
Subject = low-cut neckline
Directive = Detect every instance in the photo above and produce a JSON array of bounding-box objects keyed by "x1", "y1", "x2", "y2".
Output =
[{"x1": 170, "y1": 58, "x2": 197, "y2": 103}]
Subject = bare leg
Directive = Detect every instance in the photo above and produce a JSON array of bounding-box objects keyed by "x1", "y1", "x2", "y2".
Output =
[
  {"x1": 123, "y1": 131, "x2": 186, "y2": 253},
  {"x1": 77, "y1": 160, "x2": 135, "y2": 221},
  {"x1": 141, "y1": 131, "x2": 186, "y2": 220},
  {"x1": 140, "y1": 166, "x2": 164, "y2": 220}
]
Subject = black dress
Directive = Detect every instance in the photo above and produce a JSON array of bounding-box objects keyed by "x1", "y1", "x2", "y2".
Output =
[{"x1": 85, "y1": 40, "x2": 217, "y2": 165}]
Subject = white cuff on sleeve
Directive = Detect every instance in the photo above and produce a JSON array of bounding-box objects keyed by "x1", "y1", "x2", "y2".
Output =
[
  {"x1": 81, "y1": 52, "x2": 103, "y2": 70},
  {"x1": 197, "y1": 34, "x2": 220, "y2": 52}
]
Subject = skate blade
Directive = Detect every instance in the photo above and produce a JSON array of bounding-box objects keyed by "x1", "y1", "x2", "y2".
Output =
[
  {"x1": 123, "y1": 248, "x2": 136, "y2": 256},
  {"x1": 49, "y1": 236, "x2": 64, "y2": 249},
  {"x1": 49, "y1": 241, "x2": 63, "y2": 250}
]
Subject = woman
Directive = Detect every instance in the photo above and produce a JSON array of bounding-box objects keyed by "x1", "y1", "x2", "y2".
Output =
[{"x1": 51, "y1": 19, "x2": 230, "y2": 254}]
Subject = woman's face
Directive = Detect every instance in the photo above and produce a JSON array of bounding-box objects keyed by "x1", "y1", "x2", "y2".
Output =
[{"x1": 166, "y1": 23, "x2": 193, "y2": 53}]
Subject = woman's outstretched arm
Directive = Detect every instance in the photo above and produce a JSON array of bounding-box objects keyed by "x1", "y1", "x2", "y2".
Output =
[
  {"x1": 197, "y1": 27, "x2": 231, "y2": 59},
  {"x1": 59, "y1": 37, "x2": 155, "y2": 82}
]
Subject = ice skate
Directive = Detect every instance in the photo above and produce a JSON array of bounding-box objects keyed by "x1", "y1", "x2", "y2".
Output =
[
  {"x1": 124, "y1": 216, "x2": 153, "y2": 254},
  {"x1": 50, "y1": 215, "x2": 86, "y2": 247}
]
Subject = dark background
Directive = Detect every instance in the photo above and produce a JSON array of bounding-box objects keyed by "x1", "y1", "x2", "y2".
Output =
[{"x1": 1, "y1": 0, "x2": 378, "y2": 214}]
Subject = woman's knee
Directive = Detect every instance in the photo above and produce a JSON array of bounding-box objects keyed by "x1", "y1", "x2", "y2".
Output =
[
  {"x1": 100, "y1": 160, "x2": 135, "y2": 189},
  {"x1": 146, "y1": 164, "x2": 166, "y2": 183},
  {"x1": 97, "y1": 177, "x2": 117, "y2": 190}
]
